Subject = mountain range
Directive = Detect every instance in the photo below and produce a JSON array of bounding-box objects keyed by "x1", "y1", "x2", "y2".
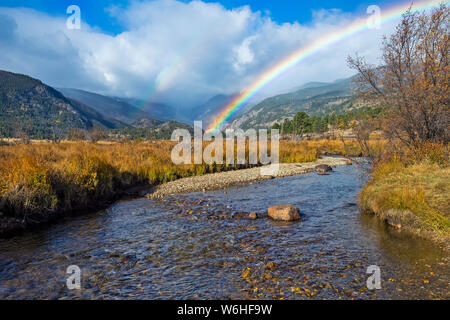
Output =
[
  {"x1": 114, "y1": 97, "x2": 181, "y2": 123},
  {"x1": 0, "y1": 70, "x2": 127, "y2": 139},
  {"x1": 0, "y1": 70, "x2": 192, "y2": 139},
  {"x1": 57, "y1": 88, "x2": 154, "y2": 125},
  {"x1": 186, "y1": 94, "x2": 235, "y2": 124},
  {"x1": 0, "y1": 69, "x2": 359, "y2": 139},
  {"x1": 230, "y1": 76, "x2": 358, "y2": 130},
  {"x1": 59, "y1": 88, "x2": 194, "y2": 125}
]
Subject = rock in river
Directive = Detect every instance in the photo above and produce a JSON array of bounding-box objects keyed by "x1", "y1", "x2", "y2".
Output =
[
  {"x1": 268, "y1": 205, "x2": 300, "y2": 221},
  {"x1": 315, "y1": 164, "x2": 333, "y2": 174},
  {"x1": 248, "y1": 212, "x2": 258, "y2": 220}
]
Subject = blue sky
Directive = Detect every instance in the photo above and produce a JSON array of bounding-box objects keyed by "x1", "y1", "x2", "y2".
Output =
[
  {"x1": 0, "y1": 0, "x2": 395, "y2": 34},
  {"x1": 0, "y1": 0, "x2": 406, "y2": 106}
]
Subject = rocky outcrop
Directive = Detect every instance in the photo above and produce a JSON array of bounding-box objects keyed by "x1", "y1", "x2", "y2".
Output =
[{"x1": 268, "y1": 205, "x2": 300, "y2": 221}]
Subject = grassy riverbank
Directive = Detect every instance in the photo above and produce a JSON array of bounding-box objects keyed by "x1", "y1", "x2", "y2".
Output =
[
  {"x1": 359, "y1": 143, "x2": 449, "y2": 248},
  {"x1": 0, "y1": 138, "x2": 374, "y2": 236},
  {"x1": 4, "y1": 138, "x2": 447, "y2": 249}
]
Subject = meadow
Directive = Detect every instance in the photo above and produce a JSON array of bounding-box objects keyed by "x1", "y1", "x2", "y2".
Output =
[
  {"x1": 0, "y1": 138, "x2": 368, "y2": 222},
  {"x1": 1, "y1": 137, "x2": 448, "y2": 249}
]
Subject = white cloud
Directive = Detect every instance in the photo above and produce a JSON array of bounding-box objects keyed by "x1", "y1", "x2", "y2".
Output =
[
  {"x1": 0, "y1": 0, "x2": 398, "y2": 108},
  {"x1": 233, "y1": 36, "x2": 256, "y2": 72}
]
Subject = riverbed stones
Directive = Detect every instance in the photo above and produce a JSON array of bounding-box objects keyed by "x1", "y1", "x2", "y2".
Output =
[
  {"x1": 146, "y1": 157, "x2": 351, "y2": 198},
  {"x1": 248, "y1": 212, "x2": 258, "y2": 220},
  {"x1": 265, "y1": 262, "x2": 279, "y2": 270},
  {"x1": 315, "y1": 164, "x2": 333, "y2": 174},
  {"x1": 268, "y1": 205, "x2": 300, "y2": 221}
]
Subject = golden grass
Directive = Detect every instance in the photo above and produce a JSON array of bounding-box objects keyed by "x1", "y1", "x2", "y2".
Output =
[
  {"x1": 3, "y1": 137, "x2": 446, "y2": 247},
  {"x1": 360, "y1": 143, "x2": 450, "y2": 246},
  {"x1": 0, "y1": 138, "x2": 377, "y2": 221},
  {"x1": 0, "y1": 142, "x2": 178, "y2": 216},
  {"x1": 280, "y1": 138, "x2": 385, "y2": 162}
]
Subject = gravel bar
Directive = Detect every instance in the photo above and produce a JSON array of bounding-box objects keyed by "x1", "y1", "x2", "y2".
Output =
[{"x1": 147, "y1": 157, "x2": 353, "y2": 198}]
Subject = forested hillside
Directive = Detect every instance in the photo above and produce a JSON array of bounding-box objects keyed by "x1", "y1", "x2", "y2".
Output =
[{"x1": 0, "y1": 70, "x2": 125, "y2": 139}]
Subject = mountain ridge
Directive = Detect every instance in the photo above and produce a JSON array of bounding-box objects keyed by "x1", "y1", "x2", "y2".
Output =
[
  {"x1": 0, "y1": 70, "x2": 127, "y2": 139},
  {"x1": 58, "y1": 88, "x2": 156, "y2": 125},
  {"x1": 230, "y1": 74, "x2": 359, "y2": 129}
]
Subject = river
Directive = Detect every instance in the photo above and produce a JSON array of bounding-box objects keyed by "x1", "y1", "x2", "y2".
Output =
[{"x1": 0, "y1": 165, "x2": 448, "y2": 299}]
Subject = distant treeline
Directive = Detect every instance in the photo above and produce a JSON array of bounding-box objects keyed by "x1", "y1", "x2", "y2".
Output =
[
  {"x1": 0, "y1": 124, "x2": 173, "y2": 142},
  {"x1": 272, "y1": 107, "x2": 383, "y2": 135},
  {"x1": 0, "y1": 107, "x2": 383, "y2": 141},
  {"x1": 67, "y1": 126, "x2": 191, "y2": 142},
  {"x1": 109, "y1": 122, "x2": 194, "y2": 141}
]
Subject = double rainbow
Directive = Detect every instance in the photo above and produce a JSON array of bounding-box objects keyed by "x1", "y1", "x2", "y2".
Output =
[{"x1": 206, "y1": 0, "x2": 442, "y2": 132}]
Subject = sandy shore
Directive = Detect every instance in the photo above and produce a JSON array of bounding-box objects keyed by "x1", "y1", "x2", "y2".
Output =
[{"x1": 148, "y1": 157, "x2": 353, "y2": 198}]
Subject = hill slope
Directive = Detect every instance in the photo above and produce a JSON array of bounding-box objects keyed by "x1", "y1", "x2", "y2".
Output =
[
  {"x1": 132, "y1": 118, "x2": 164, "y2": 128},
  {"x1": 186, "y1": 93, "x2": 260, "y2": 129},
  {"x1": 188, "y1": 94, "x2": 235, "y2": 123},
  {"x1": 58, "y1": 88, "x2": 156, "y2": 125},
  {"x1": 0, "y1": 70, "x2": 126, "y2": 139},
  {"x1": 231, "y1": 75, "x2": 358, "y2": 129}
]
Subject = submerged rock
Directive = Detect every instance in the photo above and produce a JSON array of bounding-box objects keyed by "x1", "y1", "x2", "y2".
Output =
[
  {"x1": 315, "y1": 164, "x2": 333, "y2": 174},
  {"x1": 385, "y1": 209, "x2": 406, "y2": 230},
  {"x1": 386, "y1": 218, "x2": 402, "y2": 230},
  {"x1": 268, "y1": 205, "x2": 300, "y2": 221}
]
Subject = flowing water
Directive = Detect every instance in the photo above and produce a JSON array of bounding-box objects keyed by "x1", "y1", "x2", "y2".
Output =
[{"x1": 0, "y1": 165, "x2": 448, "y2": 299}]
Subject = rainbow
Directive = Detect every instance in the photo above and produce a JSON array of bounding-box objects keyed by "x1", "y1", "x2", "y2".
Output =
[{"x1": 207, "y1": 0, "x2": 443, "y2": 132}]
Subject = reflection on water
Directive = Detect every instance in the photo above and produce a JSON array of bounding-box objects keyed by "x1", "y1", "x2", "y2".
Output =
[
  {"x1": 0, "y1": 165, "x2": 448, "y2": 299},
  {"x1": 359, "y1": 213, "x2": 446, "y2": 267}
]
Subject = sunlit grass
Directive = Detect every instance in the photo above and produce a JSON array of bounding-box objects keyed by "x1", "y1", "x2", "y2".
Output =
[
  {"x1": 0, "y1": 138, "x2": 377, "y2": 220},
  {"x1": 360, "y1": 143, "x2": 450, "y2": 245}
]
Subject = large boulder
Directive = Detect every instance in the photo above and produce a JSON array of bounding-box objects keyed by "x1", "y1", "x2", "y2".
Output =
[
  {"x1": 315, "y1": 164, "x2": 333, "y2": 174},
  {"x1": 268, "y1": 205, "x2": 301, "y2": 221}
]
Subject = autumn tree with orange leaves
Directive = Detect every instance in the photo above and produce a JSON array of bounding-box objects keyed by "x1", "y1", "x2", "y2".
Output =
[{"x1": 348, "y1": 4, "x2": 449, "y2": 147}]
